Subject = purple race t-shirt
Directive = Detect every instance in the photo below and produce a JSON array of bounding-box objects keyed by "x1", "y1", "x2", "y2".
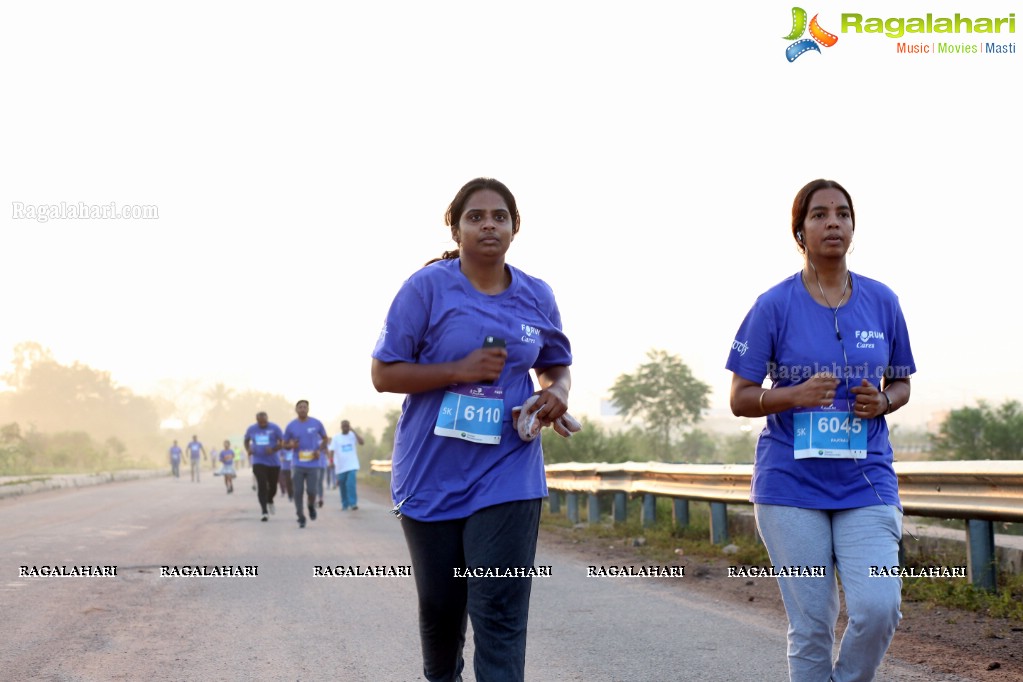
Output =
[
  {"x1": 726, "y1": 272, "x2": 916, "y2": 510},
  {"x1": 372, "y1": 258, "x2": 572, "y2": 522},
  {"x1": 244, "y1": 423, "x2": 283, "y2": 467},
  {"x1": 283, "y1": 418, "x2": 327, "y2": 469}
]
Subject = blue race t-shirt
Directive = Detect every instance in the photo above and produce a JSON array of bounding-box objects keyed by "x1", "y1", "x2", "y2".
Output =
[
  {"x1": 725, "y1": 272, "x2": 916, "y2": 510},
  {"x1": 244, "y1": 423, "x2": 283, "y2": 467},
  {"x1": 169, "y1": 446, "x2": 182, "y2": 462},
  {"x1": 220, "y1": 449, "x2": 235, "y2": 465},
  {"x1": 372, "y1": 258, "x2": 572, "y2": 522},
  {"x1": 283, "y1": 418, "x2": 327, "y2": 469},
  {"x1": 187, "y1": 441, "x2": 204, "y2": 460},
  {"x1": 279, "y1": 449, "x2": 293, "y2": 471}
]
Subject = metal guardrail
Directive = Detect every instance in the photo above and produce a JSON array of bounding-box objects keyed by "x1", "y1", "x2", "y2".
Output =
[
  {"x1": 370, "y1": 458, "x2": 1023, "y2": 589},
  {"x1": 543, "y1": 460, "x2": 1023, "y2": 590},
  {"x1": 543, "y1": 460, "x2": 1023, "y2": 522}
]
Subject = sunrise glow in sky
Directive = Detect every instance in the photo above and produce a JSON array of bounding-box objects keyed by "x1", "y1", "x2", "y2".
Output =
[{"x1": 2, "y1": 1, "x2": 1020, "y2": 434}]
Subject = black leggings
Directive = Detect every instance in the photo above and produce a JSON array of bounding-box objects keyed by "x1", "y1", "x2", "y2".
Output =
[
  {"x1": 400, "y1": 498, "x2": 542, "y2": 682},
  {"x1": 251, "y1": 464, "x2": 280, "y2": 514}
]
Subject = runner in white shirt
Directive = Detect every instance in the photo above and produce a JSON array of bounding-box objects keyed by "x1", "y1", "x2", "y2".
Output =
[{"x1": 329, "y1": 420, "x2": 364, "y2": 510}]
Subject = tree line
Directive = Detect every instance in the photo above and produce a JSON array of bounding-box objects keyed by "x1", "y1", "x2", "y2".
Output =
[
  {"x1": 1, "y1": 341, "x2": 1018, "y2": 476},
  {"x1": 0, "y1": 342, "x2": 392, "y2": 475}
]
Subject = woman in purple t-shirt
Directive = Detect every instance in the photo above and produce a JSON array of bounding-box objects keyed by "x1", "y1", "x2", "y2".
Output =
[
  {"x1": 372, "y1": 178, "x2": 573, "y2": 682},
  {"x1": 726, "y1": 179, "x2": 916, "y2": 682},
  {"x1": 218, "y1": 440, "x2": 236, "y2": 494}
]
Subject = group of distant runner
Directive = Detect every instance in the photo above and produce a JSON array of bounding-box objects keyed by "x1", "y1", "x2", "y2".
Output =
[{"x1": 167, "y1": 400, "x2": 364, "y2": 525}]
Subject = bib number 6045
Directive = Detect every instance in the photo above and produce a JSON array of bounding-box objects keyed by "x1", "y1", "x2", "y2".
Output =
[{"x1": 817, "y1": 415, "x2": 863, "y2": 435}]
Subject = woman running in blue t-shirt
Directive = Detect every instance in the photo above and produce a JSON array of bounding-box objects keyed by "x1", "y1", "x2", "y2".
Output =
[
  {"x1": 727, "y1": 179, "x2": 916, "y2": 682},
  {"x1": 372, "y1": 177, "x2": 574, "y2": 682}
]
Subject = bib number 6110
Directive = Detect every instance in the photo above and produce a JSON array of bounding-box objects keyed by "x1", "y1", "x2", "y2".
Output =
[{"x1": 464, "y1": 405, "x2": 501, "y2": 424}]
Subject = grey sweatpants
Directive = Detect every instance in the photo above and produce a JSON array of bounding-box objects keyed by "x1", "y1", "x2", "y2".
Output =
[{"x1": 755, "y1": 504, "x2": 903, "y2": 682}]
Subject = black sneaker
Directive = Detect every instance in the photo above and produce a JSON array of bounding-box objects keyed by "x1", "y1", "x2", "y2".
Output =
[
  {"x1": 351, "y1": 505, "x2": 358, "y2": 510},
  {"x1": 309, "y1": 507, "x2": 317, "y2": 521},
  {"x1": 298, "y1": 517, "x2": 306, "y2": 528},
  {"x1": 261, "y1": 514, "x2": 268, "y2": 522}
]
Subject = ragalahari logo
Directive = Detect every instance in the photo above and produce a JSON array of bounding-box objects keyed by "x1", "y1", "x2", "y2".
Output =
[{"x1": 784, "y1": 7, "x2": 839, "y2": 61}]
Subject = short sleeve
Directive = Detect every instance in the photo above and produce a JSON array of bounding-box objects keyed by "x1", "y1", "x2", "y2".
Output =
[
  {"x1": 372, "y1": 277, "x2": 430, "y2": 363},
  {"x1": 887, "y1": 297, "x2": 917, "y2": 380},
  {"x1": 534, "y1": 294, "x2": 572, "y2": 369},
  {"x1": 725, "y1": 297, "x2": 776, "y2": 384}
]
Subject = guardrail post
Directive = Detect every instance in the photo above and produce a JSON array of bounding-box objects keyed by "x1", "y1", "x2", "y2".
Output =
[
  {"x1": 966, "y1": 519, "x2": 997, "y2": 591},
  {"x1": 566, "y1": 493, "x2": 579, "y2": 524},
  {"x1": 642, "y1": 494, "x2": 656, "y2": 527},
  {"x1": 710, "y1": 502, "x2": 729, "y2": 545},
  {"x1": 613, "y1": 492, "x2": 627, "y2": 523},
  {"x1": 588, "y1": 494, "x2": 600, "y2": 525},
  {"x1": 549, "y1": 490, "x2": 560, "y2": 515},
  {"x1": 673, "y1": 498, "x2": 690, "y2": 528}
]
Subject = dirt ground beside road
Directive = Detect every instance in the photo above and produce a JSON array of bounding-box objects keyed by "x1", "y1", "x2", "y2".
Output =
[{"x1": 539, "y1": 523, "x2": 1023, "y2": 682}]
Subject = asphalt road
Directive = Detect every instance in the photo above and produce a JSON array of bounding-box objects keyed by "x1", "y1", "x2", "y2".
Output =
[{"x1": 0, "y1": 470, "x2": 978, "y2": 681}]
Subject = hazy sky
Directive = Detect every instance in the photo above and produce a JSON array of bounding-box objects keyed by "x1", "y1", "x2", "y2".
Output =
[{"x1": 2, "y1": 1, "x2": 1020, "y2": 434}]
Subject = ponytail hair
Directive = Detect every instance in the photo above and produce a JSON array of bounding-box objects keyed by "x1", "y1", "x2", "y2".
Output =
[
  {"x1": 424, "y1": 248, "x2": 460, "y2": 267},
  {"x1": 424, "y1": 177, "x2": 520, "y2": 267}
]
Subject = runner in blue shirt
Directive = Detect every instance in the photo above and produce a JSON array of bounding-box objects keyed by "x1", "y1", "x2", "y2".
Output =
[
  {"x1": 726, "y1": 179, "x2": 916, "y2": 682},
  {"x1": 244, "y1": 412, "x2": 284, "y2": 522},
  {"x1": 283, "y1": 400, "x2": 328, "y2": 528},
  {"x1": 186, "y1": 435, "x2": 207, "y2": 483},
  {"x1": 278, "y1": 447, "x2": 294, "y2": 501},
  {"x1": 316, "y1": 433, "x2": 329, "y2": 509},
  {"x1": 218, "y1": 441, "x2": 237, "y2": 494},
  {"x1": 372, "y1": 178, "x2": 573, "y2": 682},
  {"x1": 168, "y1": 441, "x2": 182, "y2": 479}
]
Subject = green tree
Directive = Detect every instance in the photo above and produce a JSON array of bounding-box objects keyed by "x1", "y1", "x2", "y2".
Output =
[
  {"x1": 4, "y1": 341, "x2": 53, "y2": 389},
  {"x1": 203, "y1": 383, "x2": 235, "y2": 418},
  {"x1": 608, "y1": 349, "x2": 711, "y2": 459},
  {"x1": 717, "y1": 430, "x2": 758, "y2": 464},
  {"x1": 195, "y1": 389, "x2": 294, "y2": 443},
  {"x1": 1, "y1": 343, "x2": 161, "y2": 456},
  {"x1": 932, "y1": 400, "x2": 1023, "y2": 460},
  {"x1": 678, "y1": 428, "x2": 717, "y2": 462},
  {"x1": 540, "y1": 416, "x2": 633, "y2": 464}
]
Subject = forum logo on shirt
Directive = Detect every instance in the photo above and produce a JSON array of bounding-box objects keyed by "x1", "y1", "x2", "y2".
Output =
[
  {"x1": 520, "y1": 323, "x2": 542, "y2": 345},
  {"x1": 784, "y1": 7, "x2": 839, "y2": 62},
  {"x1": 855, "y1": 330, "x2": 885, "y2": 348}
]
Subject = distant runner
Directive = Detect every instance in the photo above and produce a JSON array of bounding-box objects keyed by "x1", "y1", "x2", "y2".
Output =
[
  {"x1": 168, "y1": 440, "x2": 182, "y2": 479},
  {"x1": 219, "y1": 440, "x2": 237, "y2": 494},
  {"x1": 244, "y1": 411, "x2": 284, "y2": 522},
  {"x1": 330, "y1": 420, "x2": 364, "y2": 511},
  {"x1": 283, "y1": 400, "x2": 328, "y2": 529},
  {"x1": 278, "y1": 447, "x2": 294, "y2": 501},
  {"x1": 187, "y1": 435, "x2": 207, "y2": 483}
]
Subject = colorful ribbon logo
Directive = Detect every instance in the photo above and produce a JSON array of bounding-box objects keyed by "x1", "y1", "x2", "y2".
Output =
[{"x1": 784, "y1": 7, "x2": 838, "y2": 62}]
